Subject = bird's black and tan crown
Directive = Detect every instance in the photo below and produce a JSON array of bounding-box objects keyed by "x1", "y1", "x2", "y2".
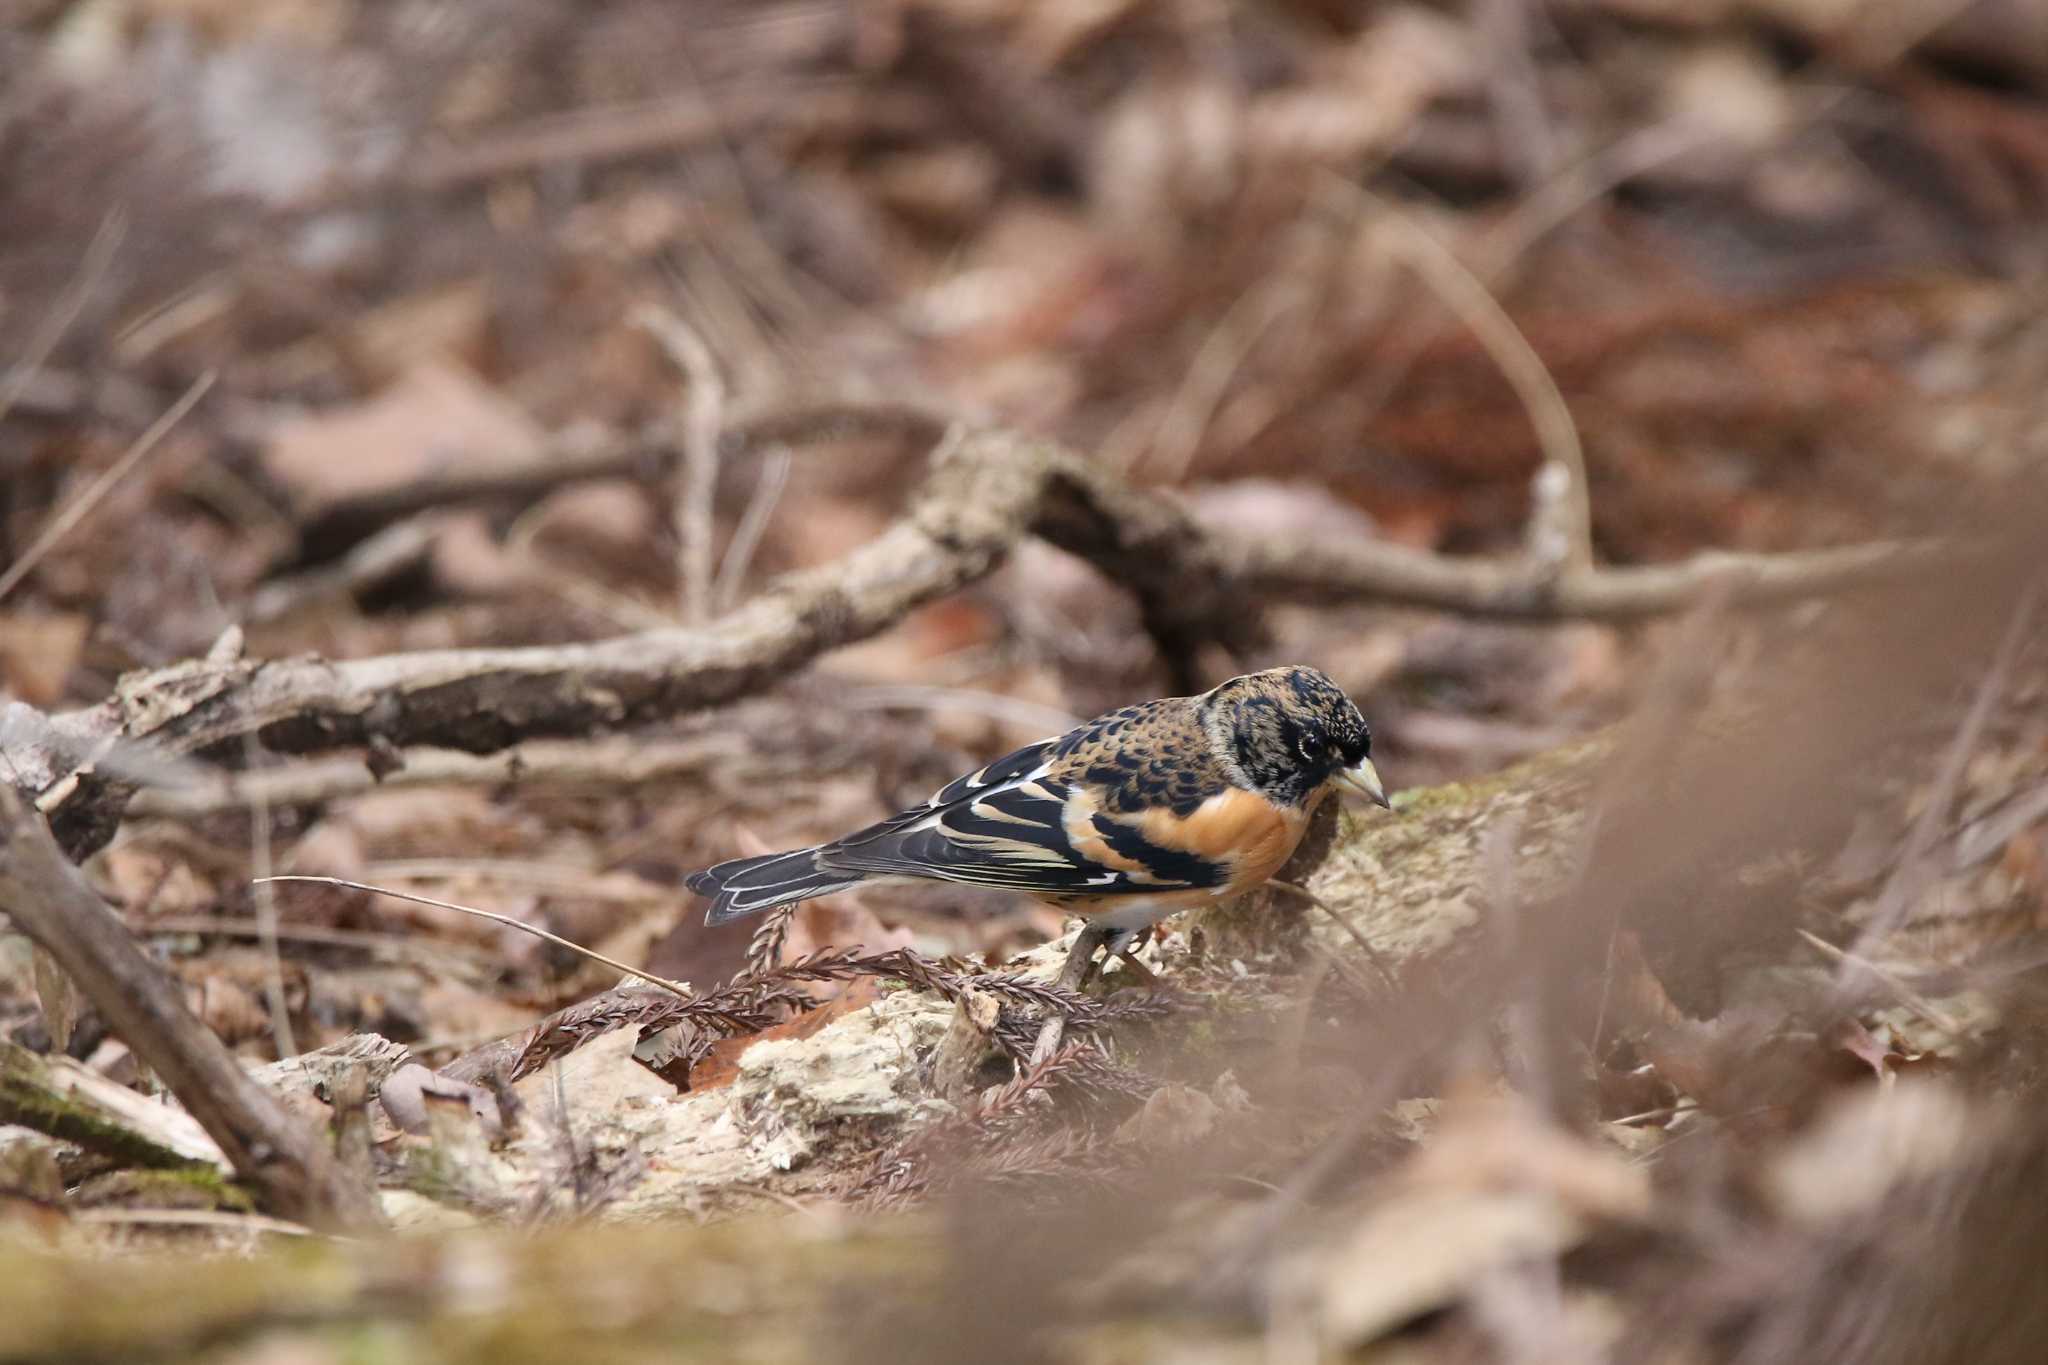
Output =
[{"x1": 1198, "y1": 666, "x2": 1371, "y2": 807}]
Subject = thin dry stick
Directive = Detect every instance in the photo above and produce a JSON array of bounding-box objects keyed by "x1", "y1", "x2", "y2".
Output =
[
  {"x1": 1142, "y1": 270, "x2": 1305, "y2": 481},
  {"x1": 1477, "y1": 0, "x2": 1560, "y2": 186},
  {"x1": 0, "y1": 370, "x2": 216, "y2": 604},
  {"x1": 0, "y1": 208, "x2": 127, "y2": 428},
  {"x1": 1479, "y1": 117, "x2": 1716, "y2": 276},
  {"x1": 504, "y1": 504, "x2": 680, "y2": 633},
  {"x1": 255, "y1": 875, "x2": 693, "y2": 1000},
  {"x1": 243, "y1": 517, "x2": 437, "y2": 625},
  {"x1": 1796, "y1": 928, "x2": 1961, "y2": 1034},
  {"x1": 1267, "y1": 878, "x2": 1399, "y2": 990},
  {"x1": 714, "y1": 445, "x2": 793, "y2": 611},
  {"x1": 242, "y1": 735, "x2": 297, "y2": 1059},
  {"x1": 1355, "y1": 185, "x2": 1592, "y2": 570},
  {"x1": 129, "y1": 733, "x2": 752, "y2": 818},
  {"x1": 635, "y1": 304, "x2": 726, "y2": 624}
]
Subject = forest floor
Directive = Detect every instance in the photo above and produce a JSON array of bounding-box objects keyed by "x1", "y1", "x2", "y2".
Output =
[{"x1": 3, "y1": 2, "x2": 2048, "y2": 1361}]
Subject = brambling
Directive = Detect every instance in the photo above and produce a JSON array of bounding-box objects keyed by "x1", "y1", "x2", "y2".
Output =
[{"x1": 688, "y1": 666, "x2": 1391, "y2": 999}]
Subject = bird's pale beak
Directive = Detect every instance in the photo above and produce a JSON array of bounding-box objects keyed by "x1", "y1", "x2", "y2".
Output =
[{"x1": 1332, "y1": 757, "x2": 1391, "y2": 809}]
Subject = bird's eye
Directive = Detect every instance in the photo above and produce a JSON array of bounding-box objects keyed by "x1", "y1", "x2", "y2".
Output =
[{"x1": 1298, "y1": 734, "x2": 1324, "y2": 761}]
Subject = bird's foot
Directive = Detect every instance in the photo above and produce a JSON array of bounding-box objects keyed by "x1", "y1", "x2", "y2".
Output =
[{"x1": 1027, "y1": 921, "x2": 1110, "y2": 1068}]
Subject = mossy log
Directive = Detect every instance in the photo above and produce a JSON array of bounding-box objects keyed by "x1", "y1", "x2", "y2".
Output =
[
  {"x1": 0, "y1": 1220, "x2": 932, "y2": 1364},
  {"x1": 0, "y1": 1040, "x2": 226, "y2": 1176}
]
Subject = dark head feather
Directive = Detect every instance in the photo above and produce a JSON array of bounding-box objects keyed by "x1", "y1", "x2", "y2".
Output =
[{"x1": 1199, "y1": 666, "x2": 1371, "y2": 807}]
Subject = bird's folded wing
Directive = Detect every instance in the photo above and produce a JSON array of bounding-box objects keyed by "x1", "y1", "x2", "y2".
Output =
[{"x1": 817, "y1": 777, "x2": 1224, "y2": 895}]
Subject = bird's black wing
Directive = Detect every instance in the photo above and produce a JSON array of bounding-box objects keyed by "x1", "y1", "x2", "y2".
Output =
[{"x1": 816, "y1": 766, "x2": 1224, "y2": 896}]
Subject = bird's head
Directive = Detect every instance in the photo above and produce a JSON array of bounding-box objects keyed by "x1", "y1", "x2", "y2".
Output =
[{"x1": 1200, "y1": 666, "x2": 1387, "y2": 810}]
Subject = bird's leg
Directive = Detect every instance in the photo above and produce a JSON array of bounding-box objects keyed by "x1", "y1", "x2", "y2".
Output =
[
  {"x1": 1104, "y1": 924, "x2": 1160, "y2": 987},
  {"x1": 1112, "y1": 946, "x2": 1159, "y2": 987},
  {"x1": 1029, "y1": 920, "x2": 1111, "y2": 1066}
]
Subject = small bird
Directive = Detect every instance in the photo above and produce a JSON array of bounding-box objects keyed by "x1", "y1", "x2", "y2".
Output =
[{"x1": 687, "y1": 666, "x2": 1391, "y2": 1003}]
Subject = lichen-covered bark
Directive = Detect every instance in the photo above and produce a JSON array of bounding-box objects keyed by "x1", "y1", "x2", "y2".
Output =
[
  {"x1": 0, "y1": 1041, "x2": 220, "y2": 1175},
  {"x1": 1298, "y1": 738, "x2": 1606, "y2": 969}
]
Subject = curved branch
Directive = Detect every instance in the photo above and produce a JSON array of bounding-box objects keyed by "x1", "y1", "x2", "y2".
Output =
[{"x1": 19, "y1": 422, "x2": 1917, "y2": 855}]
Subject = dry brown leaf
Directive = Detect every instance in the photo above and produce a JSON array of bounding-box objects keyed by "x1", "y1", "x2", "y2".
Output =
[
  {"x1": 687, "y1": 979, "x2": 884, "y2": 1094},
  {"x1": 260, "y1": 361, "x2": 545, "y2": 514},
  {"x1": 1298, "y1": 1094, "x2": 1650, "y2": 1350},
  {"x1": 345, "y1": 279, "x2": 493, "y2": 388},
  {"x1": 0, "y1": 612, "x2": 87, "y2": 705},
  {"x1": 1762, "y1": 1080, "x2": 1988, "y2": 1227},
  {"x1": 1114, "y1": 1083, "x2": 1219, "y2": 1150},
  {"x1": 1305, "y1": 1185, "x2": 1587, "y2": 1349}
]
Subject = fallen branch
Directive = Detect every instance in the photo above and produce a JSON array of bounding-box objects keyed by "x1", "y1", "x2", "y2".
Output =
[
  {"x1": 0, "y1": 371, "x2": 215, "y2": 605},
  {"x1": 126, "y1": 731, "x2": 756, "y2": 817},
  {"x1": 16, "y1": 420, "x2": 1920, "y2": 859},
  {"x1": 1229, "y1": 534, "x2": 1914, "y2": 619},
  {"x1": 0, "y1": 786, "x2": 381, "y2": 1232}
]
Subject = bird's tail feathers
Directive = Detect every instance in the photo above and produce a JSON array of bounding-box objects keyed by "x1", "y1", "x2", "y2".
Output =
[{"x1": 685, "y1": 847, "x2": 862, "y2": 926}]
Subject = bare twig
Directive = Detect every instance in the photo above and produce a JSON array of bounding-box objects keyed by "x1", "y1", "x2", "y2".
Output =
[
  {"x1": 0, "y1": 208, "x2": 126, "y2": 429},
  {"x1": 243, "y1": 735, "x2": 297, "y2": 1060},
  {"x1": 1231, "y1": 533, "x2": 1914, "y2": 619},
  {"x1": 1267, "y1": 878, "x2": 1399, "y2": 990},
  {"x1": 715, "y1": 446, "x2": 793, "y2": 611},
  {"x1": 635, "y1": 305, "x2": 727, "y2": 624},
  {"x1": 128, "y1": 732, "x2": 757, "y2": 818},
  {"x1": 0, "y1": 371, "x2": 216, "y2": 605},
  {"x1": 1355, "y1": 184, "x2": 1592, "y2": 569},
  {"x1": 1951, "y1": 778, "x2": 2048, "y2": 873},
  {"x1": 255, "y1": 875, "x2": 695, "y2": 1000},
  {"x1": 242, "y1": 518, "x2": 438, "y2": 625},
  {"x1": 1141, "y1": 272, "x2": 1304, "y2": 481}
]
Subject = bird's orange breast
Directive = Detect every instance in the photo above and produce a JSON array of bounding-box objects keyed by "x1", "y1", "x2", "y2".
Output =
[{"x1": 1140, "y1": 785, "x2": 1314, "y2": 895}]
